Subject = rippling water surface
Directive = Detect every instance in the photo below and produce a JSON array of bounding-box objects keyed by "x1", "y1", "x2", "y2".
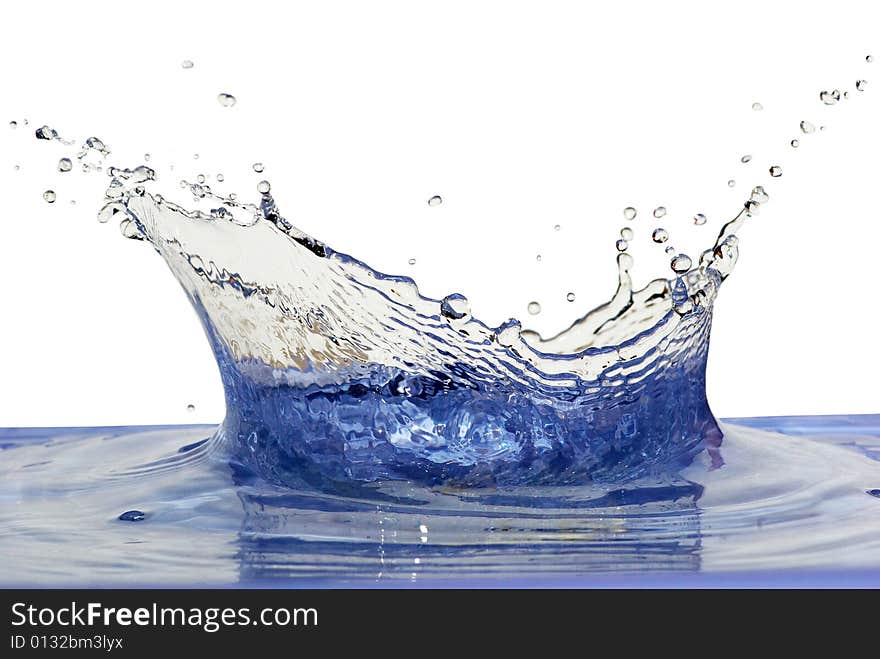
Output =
[{"x1": 2, "y1": 416, "x2": 879, "y2": 586}]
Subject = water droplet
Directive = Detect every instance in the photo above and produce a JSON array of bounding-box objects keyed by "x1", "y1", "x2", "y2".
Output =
[
  {"x1": 34, "y1": 125, "x2": 57, "y2": 140},
  {"x1": 798, "y1": 120, "x2": 815, "y2": 135},
  {"x1": 216, "y1": 173, "x2": 225, "y2": 182},
  {"x1": 728, "y1": 179, "x2": 736, "y2": 188},
  {"x1": 257, "y1": 180, "x2": 271, "y2": 194},
  {"x1": 670, "y1": 253, "x2": 692, "y2": 274},
  {"x1": 408, "y1": 258, "x2": 416, "y2": 265},
  {"x1": 819, "y1": 90, "x2": 840, "y2": 105},
  {"x1": 623, "y1": 207, "x2": 637, "y2": 221},
  {"x1": 527, "y1": 301, "x2": 541, "y2": 315},
  {"x1": 553, "y1": 224, "x2": 561, "y2": 231},
  {"x1": 652, "y1": 228, "x2": 668, "y2": 243},
  {"x1": 9, "y1": 120, "x2": 17, "y2": 129},
  {"x1": 566, "y1": 292, "x2": 576, "y2": 302},
  {"x1": 144, "y1": 153, "x2": 151, "y2": 161},
  {"x1": 217, "y1": 93, "x2": 237, "y2": 107},
  {"x1": 118, "y1": 510, "x2": 146, "y2": 522},
  {"x1": 253, "y1": 162, "x2": 264, "y2": 173},
  {"x1": 665, "y1": 245, "x2": 676, "y2": 255},
  {"x1": 615, "y1": 239, "x2": 629, "y2": 252},
  {"x1": 42, "y1": 190, "x2": 56, "y2": 203},
  {"x1": 750, "y1": 186, "x2": 769, "y2": 205},
  {"x1": 745, "y1": 200, "x2": 760, "y2": 215},
  {"x1": 856, "y1": 79, "x2": 867, "y2": 91},
  {"x1": 752, "y1": 102, "x2": 763, "y2": 111},
  {"x1": 186, "y1": 404, "x2": 196, "y2": 412},
  {"x1": 181, "y1": 60, "x2": 194, "y2": 69},
  {"x1": 867, "y1": 55, "x2": 874, "y2": 63},
  {"x1": 13, "y1": 165, "x2": 19, "y2": 171},
  {"x1": 741, "y1": 154, "x2": 752, "y2": 163},
  {"x1": 620, "y1": 227, "x2": 634, "y2": 241},
  {"x1": 57, "y1": 158, "x2": 72, "y2": 173},
  {"x1": 197, "y1": 174, "x2": 206, "y2": 184},
  {"x1": 535, "y1": 254, "x2": 542, "y2": 262},
  {"x1": 790, "y1": 139, "x2": 799, "y2": 148},
  {"x1": 427, "y1": 195, "x2": 442, "y2": 207},
  {"x1": 693, "y1": 213, "x2": 707, "y2": 226},
  {"x1": 769, "y1": 165, "x2": 783, "y2": 178},
  {"x1": 193, "y1": 153, "x2": 199, "y2": 160},
  {"x1": 844, "y1": 91, "x2": 850, "y2": 100},
  {"x1": 867, "y1": 489, "x2": 880, "y2": 498},
  {"x1": 653, "y1": 206, "x2": 666, "y2": 219},
  {"x1": 440, "y1": 294, "x2": 470, "y2": 320}
]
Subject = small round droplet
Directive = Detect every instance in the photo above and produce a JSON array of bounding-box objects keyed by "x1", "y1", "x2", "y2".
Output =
[
  {"x1": 566, "y1": 292, "x2": 576, "y2": 303},
  {"x1": 42, "y1": 190, "x2": 56, "y2": 203},
  {"x1": 856, "y1": 79, "x2": 867, "y2": 92},
  {"x1": 119, "y1": 510, "x2": 146, "y2": 522},
  {"x1": 193, "y1": 153, "x2": 199, "y2": 160},
  {"x1": 752, "y1": 102, "x2": 763, "y2": 111},
  {"x1": 253, "y1": 162, "x2": 264, "y2": 173},
  {"x1": 670, "y1": 253, "x2": 692, "y2": 274},
  {"x1": 216, "y1": 173, "x2": 225, "y2": 182},
  {"x1": 769, "y1": 165, "x2": 782, "y2": 178},
  {"x1": 408, "y1": 258, "x2": 416, "y2": 265},
  {"x1": 35, "y1": 125, "x2": 57, "y2": 140},
  {"x1": 428, "y1": 195, "x2": 442, "y2": 207},
  {"x1": 57, "y1": 158, "x2": 72, "y2": 172},
  {"x1": 257, "y1": 180, "x2": 271, "y2": 194},
  {"x1": 9, "y1": 120, "x2": 17, "y2": 129},
  {"x1": 615, "y1": 239, "x2": 628, "y2": 252},
  {"x1": 527, "y1": 301, "x2": 541, "y2": 315},
  {"x1": 620, "y1": 227, "x2": 633, "y2": 241},
  {"x1": 623, "y1": 207, "x2": 637, "y2": 221},
  {"x1": 751, "y1": 185, "x2": 770, "y2": 203},
  {"x1": 652, "y1": 228, "x2": 668, "y2": 243},
  {"x1": 440, "y1": 293, "x2": 470, "y2": 320},
  {"x1": 741, "y1": 154, "x2": 752, "y2": 163},
  {"x1": 535, "y1": 254, "x2": 542, "y2": 262},
  {"x1": 217, "y1": 93, "x2": 237, "y2": 107},
  {"x1": 182, "y1": 60, "x2": 194, "y2": 69},
  {"x1": 867, "y1": 55, "x2": 874, "y2": 63},
  {"x1": 867, "y1": 489, "x2": 880, "y2": 498},
  {"x1": 819, "y1": 90, "x2": 840, "y2": 105},
  {"x1": 800, "y1": 120, "x2": 816, "y2": 134},
  {"x1": 665, "y1": 245, "x2": 675, "y2": 255},
  {"x1": 553, "y1": 224, "x2": 561, "y2": 231},
  {"x1": 197, "y1": 174, "x2": 206, "y2": 184},
  {"x1": 144, "y1": 153, "x2": 151, "y2": 161},
  {"x1": 693, "y1": 213, "x2": 707, "y2": 226},
  {"x1": 186, "y1": 404, "x2": 196, "y2": 412},
  {"x1": 790, "y1": 139, "x2": 799, "y2": 148},
  {"x1": 728, "y1": 179, "x2": 736, "y2": 188},
  {"x1": 653, "y1": 206, "x2": 666, "y2": 219}
]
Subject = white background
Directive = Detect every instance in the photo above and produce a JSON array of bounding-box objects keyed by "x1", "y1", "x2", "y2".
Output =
[{"x1": 0, "y1": 0, "x2": 877, "y2": 427}]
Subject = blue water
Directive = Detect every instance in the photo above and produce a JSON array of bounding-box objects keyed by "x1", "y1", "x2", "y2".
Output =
[{"x1": 2, "y1": 415, "x2": 880, "y2": 587}]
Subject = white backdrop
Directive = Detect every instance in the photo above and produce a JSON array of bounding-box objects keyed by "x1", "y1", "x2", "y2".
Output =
[{"x1": 1, "y1": 0, "x2": 878, "y2": 426}]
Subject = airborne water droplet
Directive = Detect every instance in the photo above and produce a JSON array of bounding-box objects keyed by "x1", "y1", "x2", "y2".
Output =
[
  {"x1": 652, "y1": 228, "x2": 668, "y2": 243},
  {"x1": 182, "y1": 60, "x2": 194, "y2": 69},
  {"x1": 566, "y1": 292, "x2": 576, "y2": 302},
  {"x1": 856, "y1": 80, "x2": 867, "y2": 91},
  {"x1": 35, "y1": 125, "x2": 57, "y2": 140},
  {"x1": 257, "y1": 180, "x2": 271, "y2": 194},
  {"x1": 217, "y1": 93, "x2": 237, "y2": 107},
  {"x1": 118, "y1": 510, "x2": 146, "y2": 522},
  {"x1": 752, "y1": 102, "x2": 763, "y2": 111},
  {"x1": 553, "y1": 224, "x2": 561, "y2": 231},
  {"x1": 42, "y1": 190, "x2": 56, "y2": 203},
  {"x1": 791, "y1": 139, "x2": 799, "y2": 148},
  {"x1": 253, "y1": 162, "x2": 264, "y2": 173},
  {"x1": 186, "y1": 404, "x2": 196, "y2": 412},
  {"x1": 819, "y1": 90, "x2": 840, "y2": 105},
  {"x1": 623, "y1": 207, "x2": 637, "y2": 221},
  {"x1": 527, "y1": 301, "x2": 541, "y2": 315},
  {"x1": 665, "y1": 245, "x2": 676, "y2": 255},
  {"x1": 728, "y1": 179, "x2": 736, "y2": 188},
  {"x1": 751, "y1": 185, "x2": 770, "y2": 203},
  {"x1": 620, "y1": 227, "x2": 633, "y2": 241},
  {"x1": 741, "y1": 154, "x2": 752, "y2": 163},
  {"x1": 408, "y1": 258, "x2": 416, "y2": 265},
  {"x1": 769, "y1": 165, "x2": 782, "y2": 178},
  {"x1": 57, "y1": 158, "x2": 72, "y2": 172},
  {"x1": 216, "y1": 173, "x2": 225, "y2": 182},
  {"x1": 428, "y1": 195, "x2": 442, "y2": 207},
  {"x1": 670, "y1": 253, "x2": 692, "y2": 274},
  {"x1": 535, "y1": 254, "x2": 542, "y2": 262},
  {"x1": 9, "y1": 120, "x2": 17, "y2": 129},
  {"x1": 867, "y1": 55, "x2": 874, "y2": 63},
  {"x1": 800, "y1": 120, "x2": 816, "y2": 134},
  {"x1": 693, "y1": 213, "x2": 707, "y2": 226},
  {"x1": 653, "y1": 206, "x2": 666, "y2": 219},
  {"x1": 615, "y1": 239, "x2": 628, "y2": 252}
]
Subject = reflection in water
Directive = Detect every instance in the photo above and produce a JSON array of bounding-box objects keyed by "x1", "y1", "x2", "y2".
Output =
[{"x1": 2, "y1": 417, "x2": 880, "y2": 585}]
